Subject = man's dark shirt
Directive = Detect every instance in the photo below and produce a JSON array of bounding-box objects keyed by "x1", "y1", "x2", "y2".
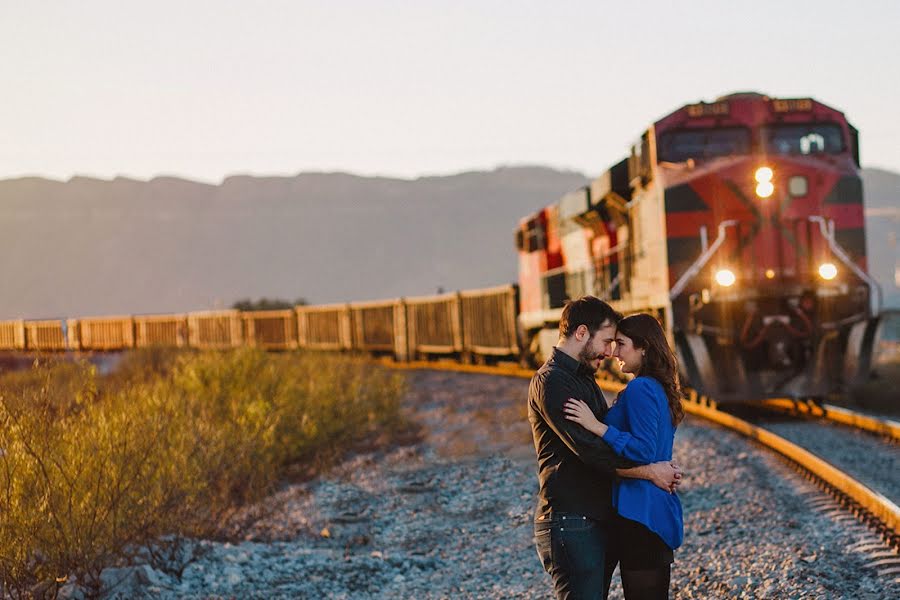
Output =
[{"x1": 528, "y1": 348, "x2": 638, "y2": 521}]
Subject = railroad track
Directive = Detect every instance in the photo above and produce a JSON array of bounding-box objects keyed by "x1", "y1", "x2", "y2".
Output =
[
  {"x1": 384, "y1": 359, "x2": 900, "y2": 558},
  {"x1": 746, "y1": 400, "x2": 900, "y2": 509},
  {"x1": 759, "y1": 398, "x2": 900, "y2": 442}
]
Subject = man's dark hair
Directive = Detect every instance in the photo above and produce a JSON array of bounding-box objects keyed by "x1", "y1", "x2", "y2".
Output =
[{"x1": 558, "y1": 296, "x2": 622, "y2": 338}]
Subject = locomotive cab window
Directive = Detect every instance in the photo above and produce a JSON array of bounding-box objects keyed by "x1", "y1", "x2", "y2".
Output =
[
  {"x1": 523, "y1": 220, "x2": 545, "y2": 252},
  {"x1": 515, "y1": 229, "x2": 526, "y2": 251},
  {"x1": 657, "y1": 127, "x2": 750, "y2": 162},
  {"x1": 762, "y1": 123, "x2": 844, "y2": 155}
]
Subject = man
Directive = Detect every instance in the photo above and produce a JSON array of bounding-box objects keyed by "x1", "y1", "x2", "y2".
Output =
[{"x1": 529, "y1": 296, "x2": 681, "y2": 599}]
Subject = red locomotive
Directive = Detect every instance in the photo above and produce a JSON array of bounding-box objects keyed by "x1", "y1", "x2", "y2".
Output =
[{"x1": 515, "y1": 92, "x2": 883, "y2": 400}]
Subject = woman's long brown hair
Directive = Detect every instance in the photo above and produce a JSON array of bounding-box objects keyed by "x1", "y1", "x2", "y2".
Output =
[{"x1": 617, "y1": 313, "x2": 685, "y2": 426}]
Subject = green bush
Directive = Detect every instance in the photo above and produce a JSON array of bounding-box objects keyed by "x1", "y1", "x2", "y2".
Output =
[{"x1": 0, "y1": 349, "x2": 406, "y2": 598}]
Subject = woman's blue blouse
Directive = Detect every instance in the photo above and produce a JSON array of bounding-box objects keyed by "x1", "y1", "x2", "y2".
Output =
[{"x1": 601, "y1": 376, "x2": 684, "y2": 549}]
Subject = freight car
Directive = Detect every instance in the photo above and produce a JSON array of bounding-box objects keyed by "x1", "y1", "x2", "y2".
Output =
[{"x1": 0, "y1": 285, "x2": 521, "y2": 365}]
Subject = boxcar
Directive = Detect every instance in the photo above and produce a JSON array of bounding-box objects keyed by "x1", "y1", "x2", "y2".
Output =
[
  {"x1": 24, "y1": 320, "x2": 71, "y2": 351},
  {"x1": 187, "y1": 310, "x2": 243, "y2": 349},
  {"x1": 459, "y1": 284, "x2": 520, "y2": 361},
  {"x1": 243, "y1": 309, "x2": 297, "y2": 350},
  {"x1": 134, "y1": 314, "x2": 189, "y2": 347},
  {"x1": 77, "y1": 316, "x2": 135, "y2": 350},
  {"x1": 296, "y1": 304, "x2": 353, "y2": 350},
  {"x1": 350, "y1": 299, "x2": 408, "y2": 360},
  {"x1": 0, "y1": 320, "x2": 26, "y2": 350},
  {"x1": 405, "y1": 292, "x2": 463, "y2": 359}
]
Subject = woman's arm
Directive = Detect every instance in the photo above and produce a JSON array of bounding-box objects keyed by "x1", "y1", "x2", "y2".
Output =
[
  {"x1": 562, "y1": 398, "x2": 608, "y2": 437},
  {"x1": 537, "y1": 375, "x2": 637, "y2": 473},
  {"x1": 601, "y1": 378, "x2": 662, "y2": 463},
  {"x1": 564, "y1": 395, "x2": 679, "y2": 492}
]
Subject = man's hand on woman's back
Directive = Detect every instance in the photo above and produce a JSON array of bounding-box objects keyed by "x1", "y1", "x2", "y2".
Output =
[
  {"x1": 617, "y1": 461, "x2": 682, "y2": 493},
  {"x1": 651, "y1": 461, "x2": 682, "y2": 493}
]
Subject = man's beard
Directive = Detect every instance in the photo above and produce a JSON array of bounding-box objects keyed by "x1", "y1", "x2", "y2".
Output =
[{"x1": 577, "y1": 343, "x2": 602, "y2": 373}]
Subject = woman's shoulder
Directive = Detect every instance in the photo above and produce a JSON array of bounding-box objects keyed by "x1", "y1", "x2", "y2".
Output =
[{"x1": 625, "y1": 376, "x2": 666, "y2": 399}]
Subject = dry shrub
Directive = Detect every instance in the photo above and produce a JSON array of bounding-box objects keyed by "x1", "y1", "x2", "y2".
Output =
[
  {"x1": 100, "y1": 346, "x2": 184, "y2": 391},
  {"x1": 0, "y1": 349, "x2": 406, "y2": 598},
  {"x1": 0, "y1": 360, "x2": 97, "y2": 419}
]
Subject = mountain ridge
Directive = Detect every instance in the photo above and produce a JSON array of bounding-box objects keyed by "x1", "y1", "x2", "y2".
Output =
[{"x1": 1, "y1": 166, "x2": 896, "y2": 319}]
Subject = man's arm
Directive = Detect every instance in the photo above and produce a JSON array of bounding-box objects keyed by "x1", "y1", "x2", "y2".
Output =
[
  {"x1": 617, "y1": 462, "x2": 682, "y2": 493},
  {"x1": 533, "y1": 373, "x2": 638, "y2": 474}
]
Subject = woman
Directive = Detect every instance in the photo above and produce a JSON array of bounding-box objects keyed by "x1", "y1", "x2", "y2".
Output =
[{"x1": 563, "y1": 313, "x2": 684, "y2": 600}]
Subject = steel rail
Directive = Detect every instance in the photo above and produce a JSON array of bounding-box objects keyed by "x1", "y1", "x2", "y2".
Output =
[
  {"x1": 760, "y1": 398, "x2": 900, "y2": 442},
  {"x1": 683, "y1": 391, "x2": 900, "y2": 548},
  {"x1": 384, "y1": 359, "x2": 535, "y2": 379},
  {"x1": 383, "y1": 360, "x2": 900, "y2": 548}
]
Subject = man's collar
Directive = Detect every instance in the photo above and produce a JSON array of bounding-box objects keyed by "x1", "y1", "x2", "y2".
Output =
[
  {"x1": 551, "y1": 346, "x2": 598, "y2": 377},
  {"x1": 551, "y1": 347, "x2": 580, "y2": 373}
]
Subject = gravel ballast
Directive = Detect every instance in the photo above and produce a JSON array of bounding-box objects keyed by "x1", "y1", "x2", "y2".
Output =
[
  {"x1": 72, "y1": 370, "x2": 899, "y2": 599},
  {"x1": 749, "y1": 414, "x2": 900, "y2": 505}
]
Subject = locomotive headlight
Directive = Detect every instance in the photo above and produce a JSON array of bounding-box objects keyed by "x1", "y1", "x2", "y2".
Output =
[
  {"x1": 818, "y1": 262, "x2": 838, "y2": 280},
  {"x1": 755, "y1": 166, "x2": 775, "y2": 198},
  {"x1": 755, "y1": 166, "x2": 774, "y2": 183},
  {"x1": 756, "y1": 182, "x2": 774, "y2": 198},
  {"x1": 715, "y1": 269, "x2": 736, "y2": 287}
]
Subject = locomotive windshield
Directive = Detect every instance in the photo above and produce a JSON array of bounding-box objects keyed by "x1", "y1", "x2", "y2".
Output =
[
  {"x1": 657, "y1": 127, "x2": 750, "y2": 162},
  {"x1": 762, "y1": 123, "x2": 845, "y2": 155}
]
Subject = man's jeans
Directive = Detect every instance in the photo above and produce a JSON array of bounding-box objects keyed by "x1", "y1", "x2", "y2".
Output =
[{"x1": 534, "y1": 513, "x2": 615, "y2": 600}]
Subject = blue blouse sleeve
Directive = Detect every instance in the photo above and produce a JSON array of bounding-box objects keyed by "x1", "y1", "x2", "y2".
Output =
[{"x1": 601, "y1": 378, "x2": 661, "y2": 463}]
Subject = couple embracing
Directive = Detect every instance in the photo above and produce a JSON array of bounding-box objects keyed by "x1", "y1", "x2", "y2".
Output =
[{"x1": 528, "y1": 296, "x2": 685, "y2": 600}]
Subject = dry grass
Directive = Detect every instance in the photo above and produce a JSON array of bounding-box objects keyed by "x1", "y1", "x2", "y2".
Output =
[{"x1": 0, "y1": 349, "x2": 406, "y2": 598}]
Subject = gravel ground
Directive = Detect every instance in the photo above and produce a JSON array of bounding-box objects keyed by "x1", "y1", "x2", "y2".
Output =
[
  {"x1": 752, "y1": 414, "x2": 900, "y2": 505},
  {"x1": 71, "y1": 369, "x2": 900, "y2": 599}
]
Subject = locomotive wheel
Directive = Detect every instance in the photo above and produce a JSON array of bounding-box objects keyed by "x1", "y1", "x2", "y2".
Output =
[
  {"x1": 675, "y1": 331, "x2": 717, "y2": 397},
  {"x1": 844, "y1": 311, "x2": 899, "y2": 386}
]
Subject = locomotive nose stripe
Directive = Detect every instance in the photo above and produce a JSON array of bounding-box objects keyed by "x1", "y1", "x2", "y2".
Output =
[
  {"x1": 722, "y1": 180, "x2": 764, "y2": 254},
  {"x1": 665, "y1": 183, "x2": 709, "y2": 212},
  {"x1": 824, "y1": 177, "x2": 864, "y2": 205}
]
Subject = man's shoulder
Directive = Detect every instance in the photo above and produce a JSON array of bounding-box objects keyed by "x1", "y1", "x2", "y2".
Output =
[
  {"x1": 530, "y1": 363, "x2": 577, "y2": 411},
  {"x1": 529, "y1": 366, "x2": 549, "y2": 396},
  {"x1": 531, "y1": 361, "x2": 571, "y2": 386}
]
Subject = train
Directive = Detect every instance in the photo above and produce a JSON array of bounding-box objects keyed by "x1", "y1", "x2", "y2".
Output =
[
  {"x1": 515, "y1": 92, "x2": 885, "y2": 400},
  {"x1": 0, "y1": 92, "x2": 888, "y2": 401}
]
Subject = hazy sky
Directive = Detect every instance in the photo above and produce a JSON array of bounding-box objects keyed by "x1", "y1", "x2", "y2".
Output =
[{"x1": 3, "y1": 1, "x2": 899, "y2": 183}]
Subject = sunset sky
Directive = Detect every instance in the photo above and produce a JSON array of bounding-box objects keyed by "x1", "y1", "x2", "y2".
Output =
[{"x1": 3, "y1": 0, "x2": 898, "y2": 183}]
